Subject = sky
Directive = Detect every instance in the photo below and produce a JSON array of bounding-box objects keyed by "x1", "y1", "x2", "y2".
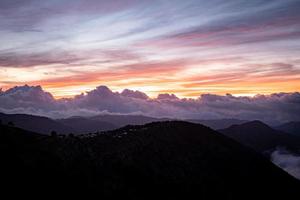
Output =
[{"x1": 0, "y1": 0, "x2": 300, "y2": 98}]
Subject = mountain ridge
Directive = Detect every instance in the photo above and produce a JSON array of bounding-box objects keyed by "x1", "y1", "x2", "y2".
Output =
[
  {"x1": 220, "y1": 120, "x2": 300, "y2": 153},
  {"x1": 0, "y1": 121, "x2": 299, "y2": 198},
  {"x1": 276, "y1": 121, "x2": 300, "y2": 136}
]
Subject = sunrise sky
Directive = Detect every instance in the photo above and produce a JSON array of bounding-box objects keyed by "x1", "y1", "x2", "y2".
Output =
[{"x1": 1, "y1": 0, "x2": 300, "y2": 98}]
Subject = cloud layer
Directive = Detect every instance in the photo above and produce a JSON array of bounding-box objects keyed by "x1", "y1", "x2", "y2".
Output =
[
  {"x1": 271, "y1": 148, "x2": 300, "y2": 180},
  {"x1": 1, "y1": 85, "x2": 299, "y2": 125}
]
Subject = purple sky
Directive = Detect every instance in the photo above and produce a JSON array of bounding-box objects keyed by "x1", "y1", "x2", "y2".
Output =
[{"x1": 0, "y1": 0, "x2": 300, "y2": 98}]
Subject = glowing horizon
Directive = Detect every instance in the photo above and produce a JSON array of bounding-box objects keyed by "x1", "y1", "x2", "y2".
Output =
[
  {"x1": 1, "y1": 0, "x2": 300, "y2": 98},
  {"x1": 1, "y1": 84, "x2": 299, "y2": 101}
]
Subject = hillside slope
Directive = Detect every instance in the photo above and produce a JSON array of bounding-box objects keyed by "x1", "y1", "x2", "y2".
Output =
[{"x1": 0, "y1": 121, "x2": 299, "y2": 199}]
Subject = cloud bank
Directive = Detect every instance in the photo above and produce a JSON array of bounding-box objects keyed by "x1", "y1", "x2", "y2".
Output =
[
  {"x1": 0, "y1": 85, "x2": 299, "y2": 124},
  {"x1": 271, "y1": 148, "x2": 300, "y2": 180}
]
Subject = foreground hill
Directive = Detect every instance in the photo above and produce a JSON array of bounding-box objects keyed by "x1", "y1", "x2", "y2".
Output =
[
  {"x1": 219, "y1": 121, "x2": 300, "y2": 153},
  {"x1": 276, "y1": 121, "x2": 300, "y2": 136},
  {"x1": 0, "y1": 121, "x2": 298, "y2": 199}
]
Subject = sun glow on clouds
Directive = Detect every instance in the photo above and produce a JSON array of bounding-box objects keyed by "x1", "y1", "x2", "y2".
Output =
[{"x1": 0, "y1": 0, "x2": 300, "y2": 98}]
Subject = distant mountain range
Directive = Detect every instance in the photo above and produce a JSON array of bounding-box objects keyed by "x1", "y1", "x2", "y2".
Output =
[
  {"x1": 0, "y1": 112, "x2": 165, "y2": 135},
  {"x1": 1, "y1": 111, "x2": 299, "y2": 154},
  {"x1": 275, "y1": 121, "x2": 300, "y2": 136},
  {"x1": 0, "y1": 121, "x2": 299, "y2": 198},
  {"x1": 0, "y1": 112, "x2": 74, "y2": 134},
  {"x1": 0, "y1": 112, "x2": 251, "y2": 134},
  {"x1": 219, "y1": 120, "x2": 300, "y2": 153},
  {"x1": 187, "y1": 118, "x2": 247, "y2": 129}
]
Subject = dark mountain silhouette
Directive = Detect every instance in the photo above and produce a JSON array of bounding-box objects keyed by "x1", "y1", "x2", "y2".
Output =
[
  {"x1": 90, "y1": 114, "x2": 169, "y2": 127},
  {"x1": 57, "y1": 116, "x2": 116, "y2": 134},
  {"x1": 0, "y1": 112, "x2": 73, "y2": 134},
  {"x1": 220, "y1": 120, "x2": 300, "y2": 153},
  {"x1": 188, "y1": 118, "x2": 247, "y2": 129},
  {"x1": 0, "y1": 121, "x2": 299, "y2": 199},
  {"x1": 276, "y1": 121, "x2": 300, "y2": 136},
  {"x1": 0, "y1": 112, "x2": 169, "y2": 135}
]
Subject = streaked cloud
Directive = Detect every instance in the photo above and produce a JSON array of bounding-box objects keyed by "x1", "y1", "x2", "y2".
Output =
[{"x1": 0, "y1": 0, "x2": 300, "y2": 97}]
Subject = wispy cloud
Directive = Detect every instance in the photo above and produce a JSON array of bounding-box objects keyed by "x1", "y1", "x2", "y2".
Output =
[{"x1": 0, "y1": 0, "x2": 300, "y2": 97}]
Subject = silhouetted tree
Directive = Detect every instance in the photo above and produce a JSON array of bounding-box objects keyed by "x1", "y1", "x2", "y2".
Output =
[
  {"x1": 0, "y1": 119, "x2": 2, "y2": 125},
  {"x1": 7, "y1": 121, "x2": 14, "y2": 127}
]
